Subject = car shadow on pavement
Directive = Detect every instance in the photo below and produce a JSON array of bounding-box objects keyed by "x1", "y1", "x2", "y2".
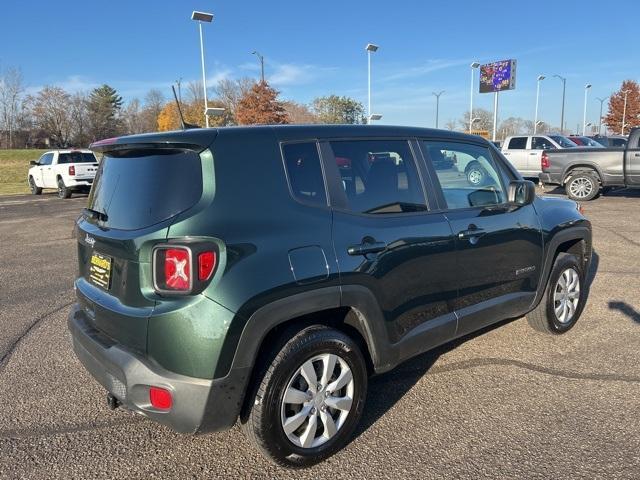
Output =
[
  {"x1": 542, "y1": 186, "x2": 640, "y2": 199},
  {"x1": 353, "y1": 249, "x2": 600, "y2": 442},
  {"x1": 608, "y1": 301, "x2": 640, "y2": 324}
]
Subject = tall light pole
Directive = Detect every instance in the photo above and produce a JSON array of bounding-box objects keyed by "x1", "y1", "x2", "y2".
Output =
[
  {"x1": 191, "y1": 11, "x2": 214, "y2": 128},
  {"x1": 582, "y1": 83, "x2": 592, "y2": 135},
  {"x1": 251, "y1": 51, "x2": 265, "y2": 83},
  {"x1": 469, "y1": 62, "x2": 480, "y2": 133},
  {"x1": 534, "y1": 74, "x2": 545, "y2": 134},
  {"x1": 365, "y1": 43, "x2": 379, "y2": 123},
  {"x1": 596, "y1": 97, "x2": 607, "y2": 135},
  {"x1": 553, "y1": 74, "x2": 566, "y2": 134},
  {"x1": 432, "y1": 91, "x2": 444, "y2": 129},
  {"x1": 622, "y1": 90, "x2": 630, "y2": 135}
]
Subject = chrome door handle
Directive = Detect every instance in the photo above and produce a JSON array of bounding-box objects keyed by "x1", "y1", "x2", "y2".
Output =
[{"x1": 458, "y1": 228, "x2": 486, "y2": 240}]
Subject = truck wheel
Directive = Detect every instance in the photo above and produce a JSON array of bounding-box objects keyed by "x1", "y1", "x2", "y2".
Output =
[
  {"x1": 527, "y1": 254, "x2": 587, "y2": 334},
  {"x1": 29, "y1": 177, "x2": 42, "y2": 195},
  {"x1": 565, "y1": 172, "x2": 599, "y2": 201},
  {"x1": 465, "y1": 162, "x2": 486, "y2": 186},
  {"x1": 57, "y1": 178, "x2": 72, "y2": 199},
  {"x1": 241, "y1": 325, "x2": 368, "y2": 468}
]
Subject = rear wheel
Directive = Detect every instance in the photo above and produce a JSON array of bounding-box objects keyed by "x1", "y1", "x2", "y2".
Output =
[
  {"x1": 465, "y1": 161, "x2": 486, "y2": 186},
  {"x1": 29, "y1": 176, "x2": 42, "y2": 195},
  {"x1": 57, "y1": 178, "x2": 72, "y2": 199},
  {"x1": 565, "y1": 172, "x2": 599, "y2": 201},
  {"x1": 241, "y1": 325, "x2": 368, "y2": 468},
  {"x1": 527, "y1": 254, "x2": 586, "y2": 334}
]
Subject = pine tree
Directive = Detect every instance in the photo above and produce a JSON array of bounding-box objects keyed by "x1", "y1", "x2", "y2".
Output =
[
  {"x1": 235, "y1": 81, "x2": 289, "y2": 125},
  {"x1": 87, "y1": 84, "x2": 123, "y2": 140}
]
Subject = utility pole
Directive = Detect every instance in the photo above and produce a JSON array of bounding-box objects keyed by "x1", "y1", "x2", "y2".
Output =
[
  {"x1": 596, "y1": 97, "x2": 607, "y2": 135},
  {"x1": 175, "y1": 78, "x2": 183, "y2": 104},
  {"x1": 432, "y1": 91, "x2": 444, "y2": 129},
  {"x1": 251, "y1": 51, "x2": 265, "y2": 83},
  {"x1": 554, "y1": 75, "x2": 566, "y2": 134}
]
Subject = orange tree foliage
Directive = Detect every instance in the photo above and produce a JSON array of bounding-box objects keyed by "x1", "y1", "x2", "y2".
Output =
[
  {"x1": 235, "y1": 81, "x2": 289, "y2": 125},
  {"x1": 157, "y1": 100, "x2": 231, "y2": 131},
  {"x1": 604, "y1": 80, "x2": 640, "y2": 134}
]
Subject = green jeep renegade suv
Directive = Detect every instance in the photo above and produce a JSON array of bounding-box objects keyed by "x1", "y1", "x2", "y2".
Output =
[{"x1": 68, "y1": 125, "x2": 592, "y2": 467}]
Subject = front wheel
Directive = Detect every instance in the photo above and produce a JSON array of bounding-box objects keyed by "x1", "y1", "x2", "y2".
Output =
[
  {"x1": 565, "y1": 172, "x2": 599, "y2": 201},
  {"x1": 527, "y1": 254, "x2": 587, "y2": 334},
  {"x1": 57, "y1": 178, "x2": 72, "y2": 199},
  {"x1": 241, "y1": 326, "x2": 368, "y2": 468},
  {"x1": 29, "y1": 176, "x2": 42, "y2": 195}
]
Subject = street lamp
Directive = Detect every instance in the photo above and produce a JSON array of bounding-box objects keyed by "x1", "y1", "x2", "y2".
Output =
[
  {"x1": 369, "y1": 113, "x2": 382, "y2": 122},
  {"x1": 622, "y1": 90, "x2": 630, "y2": 135},
  {"x1": 251, "y1": 51, "x2": 265, "y2": 83},
  {"x1": 191, "y1": 10, "x2": 214, "y2": 128},
  {"x1": 583, "y1": 83, "x2": 592, "y2": 135},
  {"x1": 595, "y1": 97, "x2": 607, "y2": 135},
  {"x1": 534, "y1": 75, "x2": 545, "y2": 134},
  {"x1": 432, "y1": 90, "x2": 444, "y2": 129},
  {"x1": 469, "y1": 61, "x2": 480, "y2": 133},
  {"x1": 365, "y1": 43, "x2": 379, "y2": 123},
  {"x1": 553, "y1": 74, "x2": 566, "y2": 134}
]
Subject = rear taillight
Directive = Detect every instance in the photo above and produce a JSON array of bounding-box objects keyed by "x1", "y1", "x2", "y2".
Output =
[
  {"x1": 153, "y1": 244, "x2": 217, "y2": 295},
  {"x1": 541, "y1": 152, "x2": 550, "y2": 170},
  {"x1": 69, "y1": 165, "x2": 76, "y2": 176},
  {"x1": 149, "y1": 386, "x2": 172, "y2": 410}
]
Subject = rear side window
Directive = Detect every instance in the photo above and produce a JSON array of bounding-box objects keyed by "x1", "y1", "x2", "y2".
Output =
[
  {"x1": 87, "y1": 149, "x2": 202, "y2": 230},
  {"x1": 58, "y1": 152, "x2": 96, "y2": 164},
  {"x1": 423, "y1": 141, "x2": 506, "y2": 210},
  {"x1": 531, "y1": 137, "x2": 555, "y2": 150},
  {"x1": 507, "y1": 137, "x2": 527, "y2": 149},
  {"x1": 282, "y1": 142, "x2": 327, "y2": 206},
  {"x1": 329, "y1": 139, "x2": 426, "y2": 214}
]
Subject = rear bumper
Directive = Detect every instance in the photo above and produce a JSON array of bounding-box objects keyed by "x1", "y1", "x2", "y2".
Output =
[
  {"x1": 65, "y1": 178, "x2": 93, "y2": 188},
  {"x1": 539, "y1": 172, "x2": 562, "y2": 186},
  {"x1": 68, "y1": 304, "x2": 247, "y2": 433}
]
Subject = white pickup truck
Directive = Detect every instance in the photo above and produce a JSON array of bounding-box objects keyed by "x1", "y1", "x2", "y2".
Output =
[
  {"x1": 501, "y1": 134, "x2": 578, "y2": 178},
  {"x1": 28, "y1": 149, "x2": 99, "y2": 198}
]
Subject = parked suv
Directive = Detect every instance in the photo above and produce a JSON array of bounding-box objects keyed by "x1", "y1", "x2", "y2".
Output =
[
  {"x1": 501, "y1": 134, "x2": 577, "y2": 178},
  {"x1": 68, "y1": 126, "x2": 592, "y2": 467}
]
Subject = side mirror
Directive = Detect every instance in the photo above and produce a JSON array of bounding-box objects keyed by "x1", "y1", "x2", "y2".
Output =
[
  {"x1": 30, "y1": 160, "x2": 38, "y2": 166},
  {"x1": 508, "y1": 180, "x2": 536, "y2": 206}
]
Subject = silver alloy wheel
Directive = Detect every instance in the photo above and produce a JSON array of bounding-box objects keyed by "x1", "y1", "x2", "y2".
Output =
[
  {"x1": 280, "y1": 353, "x2": 354, "y2": 449},
  {"x1": 569, "y1": 177, "x2": 594, "y2": 199},
  {"x1": 553, "y1": 267, "x2": 581, "y2": 324},
  {"x1": 468, "y1": 168, "x2": 483, "y2": 185}
]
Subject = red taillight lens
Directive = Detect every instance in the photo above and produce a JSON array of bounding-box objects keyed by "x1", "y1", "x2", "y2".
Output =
[
  {"x1": 164, "y1": 248, "x2": 191, "y2": 291},
  {"x1": 69, "y1": 165, "x2": 76, "y2": 176},
  {"x1": 541, "y1": 152, "x2": 550, "y2": 170},
  {"x1": 149, "y1": 386, "x2": 172, "y2": 410},
  {"x1": 198, "y1": 251, "x2": 216, "y2": 281}
]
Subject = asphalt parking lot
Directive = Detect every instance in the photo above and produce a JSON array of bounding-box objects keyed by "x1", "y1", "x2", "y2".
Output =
[{"x1": 1, "y1": 189, "x2": 639, "y2": 479}]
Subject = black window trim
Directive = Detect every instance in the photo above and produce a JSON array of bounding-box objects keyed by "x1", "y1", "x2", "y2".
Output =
[
  {"x1": 279, "y1": 139, "x2": 331, "y2": 210},
  {"x1": 418, "y1": 137, "x2": 513, "y2": 213},
  {"x1": 318, "y1": 136, "x2": 433, "y2": 218}
]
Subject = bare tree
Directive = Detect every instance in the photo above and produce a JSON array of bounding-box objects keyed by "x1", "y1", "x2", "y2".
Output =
[
  {"x1": 444, "y1": 119, "x2": 457, "y2": 131},
  {"x1": 122, "y1": 98, "x2": 145, "y2": 135},
  {"x1": 140, "y1": 89, "x2": 165, "y2": 132},
  {"x1": 283, "y1": 101, "x2": 318, "y2": 124},
  {"x1": 0, "y1": 67, "x2": 25, "y2": 148},
  {"x1": 26, "y1": 86, "x2": 74, "y2": 147},
  {"x1": 460, "y1": 108, "x2": 493, "y2": 131},
  {"x1": 213, "y1": 77, "x2": 256, "y2": 120},
  {"x1": 69, "y1": 92, "x2": 89, "y2": 146}
]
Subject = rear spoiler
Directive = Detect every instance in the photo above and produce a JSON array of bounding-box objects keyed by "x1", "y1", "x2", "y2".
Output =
[{"x1": 90, "y1": 130, "x2": 218, "y2": 154}]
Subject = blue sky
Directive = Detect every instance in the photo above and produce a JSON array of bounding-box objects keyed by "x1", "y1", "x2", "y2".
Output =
[{"x1": 1, "y1": 0, "x2": 638, "y2": 131}]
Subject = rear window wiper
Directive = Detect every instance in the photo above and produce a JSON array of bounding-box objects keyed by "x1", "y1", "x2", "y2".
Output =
[{"x1": 83, "y1": 207, "x2": 108, "y2": 222}]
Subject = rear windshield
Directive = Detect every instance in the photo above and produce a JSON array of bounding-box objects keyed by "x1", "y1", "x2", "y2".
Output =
[
  {"x1": 58, "y1": 152, "x2": 96, "y2": 163},
  {"x1": 86, "y1": 149, "x2": 203, "y2": 230}
]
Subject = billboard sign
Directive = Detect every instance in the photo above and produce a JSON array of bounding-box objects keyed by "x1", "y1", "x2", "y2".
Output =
[{"x1": 479, "y1": 59, "x2": 517, "y2": 93}]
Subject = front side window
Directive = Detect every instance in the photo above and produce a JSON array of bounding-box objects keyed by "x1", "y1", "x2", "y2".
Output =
[
  {"x1": 39, "y1": 153, "x2": 53, "y2": 165},
  {"x1": 282, "y1": 142, "x2": 327, "y2": 207},
  {"x1": 508, "y1": 137, "x2": 528, "y2": 149},
  {"x1": 423, "y1": 141, "x2": 506, "y2": 210},
  {"x1": 329, "y1": 140, "x2": 426, "y2": 214},
  {"x1": 531, "y1": 137, "x2": 555, "y2": 150}
]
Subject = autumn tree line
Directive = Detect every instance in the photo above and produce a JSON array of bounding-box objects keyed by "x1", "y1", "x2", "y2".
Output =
[
  {"x1": 1, "y1": 64, "x2": 638, "y2": 149},
  {"x1": 0, "y1": 67, "x2": 366, "y2": 149}
]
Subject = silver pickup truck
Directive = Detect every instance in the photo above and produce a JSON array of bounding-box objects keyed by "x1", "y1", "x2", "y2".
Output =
[{"x1": 539, "y1": 128, "x2": 640, "y2": 200}]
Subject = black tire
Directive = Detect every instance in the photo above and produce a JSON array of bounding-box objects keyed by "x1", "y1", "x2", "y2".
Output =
[
  {"x1": 565, "y1": 171, "x2": 599, "y2": 201},
  {"x1": 28, "y1": 176, "x2": 42, "y2": 195},
  {"x1": 241, "y1": 325, "x2": 368, "y2": 468},
  {"x1": 465, "y1": 161, "x2": 486, "y2": 186},
  {"x1": 57, "y1": 177, "x2": 72, "y2": 199},
  {"x1": 527, "y1": 254, "x2": 587, "y2": 334}
]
